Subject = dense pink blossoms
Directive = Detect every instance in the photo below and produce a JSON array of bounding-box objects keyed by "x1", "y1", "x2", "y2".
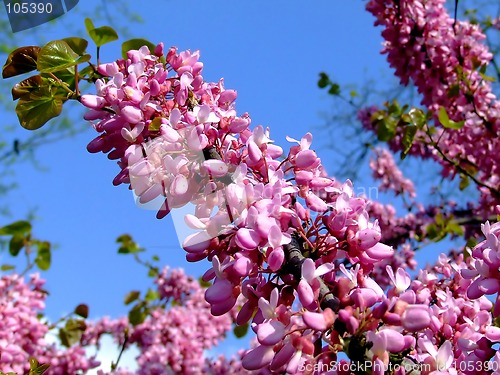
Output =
[
  {"x1": 0, "y1": 273, "x2": 100, "y2": 374},
  {"x1": 369, "y1": 147, "x2": 416, "y2": 198},
  {"x1": 365, "y1": 0, "x2": 500, "y2": 214},
  {"x1": 84, "y1": 267, "x2": 235, "y2": 374},
  {"x1": 0, "y1": 268, "x2": 237, "y2": 375},
  {"x1": 3, "y1": 7, "x2": 500, "y2": 375},
  {"x1": 75, "y1": 41, "x2": 499, "y2": 374}
]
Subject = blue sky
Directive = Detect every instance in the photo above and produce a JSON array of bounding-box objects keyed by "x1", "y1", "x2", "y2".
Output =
[{"x1": 0, "y1": 0, "x2": 429, "y2": 364}]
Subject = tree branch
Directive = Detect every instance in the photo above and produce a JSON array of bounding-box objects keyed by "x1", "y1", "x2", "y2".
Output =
[{"x1": 283, "y1": 235, "x2": 340, "y2": 313}]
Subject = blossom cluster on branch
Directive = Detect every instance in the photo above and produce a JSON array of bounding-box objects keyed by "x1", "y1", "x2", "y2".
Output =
[
  {"x1": 78, "y1": 36, "x2": 500, "y2": 373},
  {"x1": 1, "y1": 1, "x2": 500, "y2": 374},
  {"x1": 0, "y1": 273, "x2": 99, "y2": 374},
  {"x1": 83, "y1": 267, "x2": 236, "y2": 374},
  {"x1": 0, "y1": 267, "x2": 238, "y2": 375},
  {"x1": 364, "y1": 0, "x2": 500, "y2": 215}
]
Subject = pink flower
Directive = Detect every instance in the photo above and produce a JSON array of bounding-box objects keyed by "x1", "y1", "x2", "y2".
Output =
[
  {"x1": 297, "y1": 259, "x2": 334, "y2": 309},
  {"x1": 401, "y1": 304, "x2": 432, "y2": 332}
]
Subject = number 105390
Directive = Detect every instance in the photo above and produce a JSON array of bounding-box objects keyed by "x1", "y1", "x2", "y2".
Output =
[{"x1": 6, "y1": 2, "x2": 53, "y2": 14}]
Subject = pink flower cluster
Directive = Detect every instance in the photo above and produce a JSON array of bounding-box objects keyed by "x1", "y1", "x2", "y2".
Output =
[
  {"x1": 0, "y1": 267, "x2": 239, "y2": 374},
  {"x1": 365, "y1": 0, "x2": 500, "y2": 214},
  {"x1": 83, "y1": 267, "x2": 234, "y2": 374},
  {"x1": 369, "y1": 147, "x2": 416, "y2": 198},
  {"x1": 401, "y1": 229, "x2": 500, "y2": 375},
  {"x1": 462, "y1": 220, "x2": 500, "y2": 315},
  {"x1": 82, "y1": 44, "x2": 474, "y2": 373},
  {"x1": 0, "y1": 273, "x2": 100, "y2": 374}
]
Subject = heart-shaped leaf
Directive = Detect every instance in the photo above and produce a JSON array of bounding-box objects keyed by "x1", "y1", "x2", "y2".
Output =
[
  {"x1": 74, "y1": 304, "x2": 89, "y2": 319},
  {"x1": 37, "y1": 40, "x2": 90, "y2": 73},
  {"x1": 89, "y1": 26, "x2": 119, "y2": 47},
  {"x1": 438, "y1": 107, "x2": 465, "y2": 129},
  {"x1": 401, "y1": 124, "x2": 417, "y2": 159},
  {"x1": 2, "y1": 46, "x2": 41, "y2": 78},
  {"x1": 124, "y1": 290, "x2": 141, "y2": 305},
  {"x1": 9, "y1": 234, "x2": 24, "y2": 257},
  {"x1": 59, "y1": 319, "x2": 86, "y2": 347},
  {"x1": 233, "y1": 323, "x2": 249, "y2": 338},
  {"x1": 35, "y1": 241, "x2": 51, "y2": 270},
  {"x1": 45, "y1": 66, "x2": 77, "y2": 91},
  {"x1": 84, "y1": 18, "x2": 95, "y2": 35},
  {"x1": 85, "y1": 19, "x2": 118, "y2": 47},
  {"x1": 12, "y1": 75, "x2": 45, "y2": 100},
  {"x1": 16, "y1": 87, "x2": 63, "y2": 130},
  {"x1": 0, "y1": 220, "x2": 32, "y2": 236},
  {"x1": 62, "y1": 37, "x2": 89, "y2": 56}
]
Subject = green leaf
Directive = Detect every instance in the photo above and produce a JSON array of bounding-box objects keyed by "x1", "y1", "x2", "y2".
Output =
[
  {"x1": 12, "y1": 75, "x2": 45, "y2": 100},
  {"x1": 400, "y1": 113, "x2": 411, "y2": 124},
  {"x1": 479, "y1": 71, "x2": 496, "y2": 82},
  {"x1": 2, "y1": 46, "x2": 41, "y2": 79},
  {"x1": 447, "y1": 120, "x2": 464, "y2": 129},
  {"x1": 446, "y1": 221, "x2": 464, "y2": 237},
  {"x1": 438, "y1": 107, "x2": 450, "y2": 127},
  {"x1": 62, "y1": 37, "x2": 89, "y2": 56},
  {"x1": 37, "y1": 40, "x2": 90, "y2": 73},
  {"x1": 425, "y1": 223, "x2": 439, "y2": 240},
  {"x1": 30, "y1": 362, "x2": 50, "y2": 375},
  {"x1": 28, "y1": 357, "x2": 49, "y2": 374},
  {"x1": 465, "y1": 237, "x2": 477, "y2": 251},
  {"x1": 425, "y1": 221, "x2": 447, "y2": 242},
  {"x1": 438, "y1": 107, "x2": 464, "y2": 129},
  {"x1": 58, "y1": 328, "x2": 70, "y2": 347},
  {"x1": 122, "y1": 38, "x2": 156, "y2": 59},
  {"x1": 124, "y1": 290, "x2": 141, "y2": 305},
  {"x1": 459, "y1": 174, "x2": 470, "y2": 190},
  {"x1": 59, "y1": 319, "x2": 86, "y2": 347},
  {"x1": 147, "y1": 267, "x2": 159, "y2": 277},
  {"x1": 0, "y1": 220, "x2": 31, "y2": 236},
  {"x1": 116, "y1": 234, "x2": 144, "y2": 254},
  {"x1": 29, "y1": 358, "x2": 39, "y2": 371},
  {"x1": 375, "y1": 116, "x2": 397, "y2": 142},
  {"x1": 45, "y1": 66, "x2": 77, "y2": 91},
  {"x1": 148, "y1": 117, "x2": 162, "y2": 132},
  {"x1": 387, "y1": 100, "x2": 401, "y2": 115},
  {"x1": 447, "y1": 84, "x2": 460, "y2": 98},
  {"x1": 317, "y1": 72, "x2": 330, "y2": 89},
  {"x1": 9, "y1": 234, "x2": 24, "y2": 256},
  {"x1": 35, "y1": 241, "x2": 51, "y2": 270},
  {"x1": 74, "y1": 304, "x2": 89, "y2": 319},
  {"x1": 145, "y1": 288, "x2": 159, "y2": 302},
  {"x1": 16, "y1": 86, "x2": 63, "y2": 130},
  {"x1": 435, "y1": 213, "x2": 444, "y2": 226},
  {"x1": 128, "y1": 303, "x2": 147, "y2": 326},
  {"x1": 401, "y1": 125, "x2": 417, "y2": 158},
  {"x1": 233, "y1": 323, "x2": 249, "y2": 338},
  {"x1": 89, "y1": 26, "x2": 119, "y2": 47},
  {"x1": 1, "y1": 264, "x2": 15, "y2": 271},
  {"x1": 328, "y1": 83, "x2": 340, "y2": 96},
  {"x1": 408, "y1": 108, "x2": 427, "y2": 129},
  {"x1": 84, "y1": 18, "x2": 95, "y2": 35},
  {"x1": 79, "y1": 65, "x2": 101, "y2": 82}
]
